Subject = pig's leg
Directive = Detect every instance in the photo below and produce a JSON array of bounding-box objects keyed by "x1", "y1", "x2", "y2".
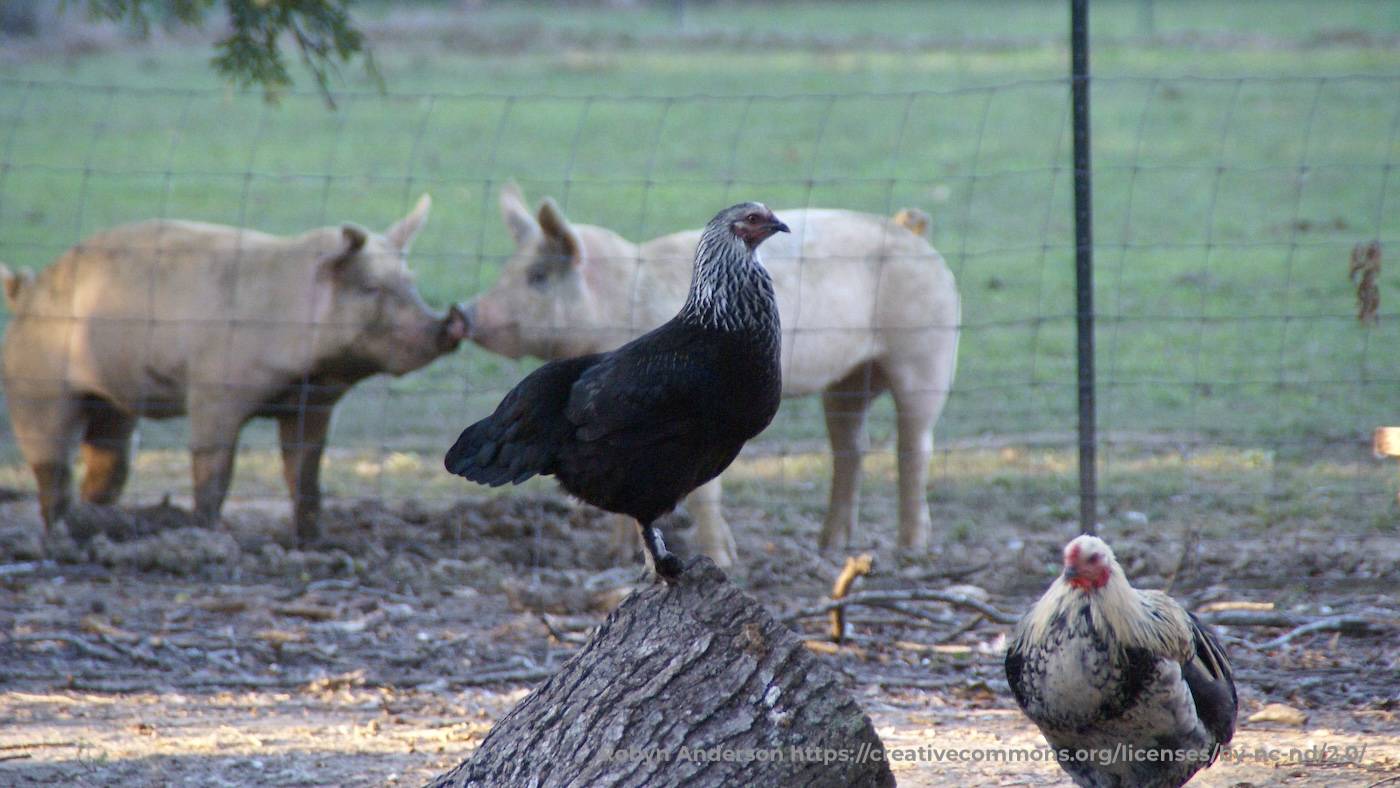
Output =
[
  {"x1": 818, "y1": 363, "x2": 884, "y2": 553},
  {"x1": 277, "y1": 402, "x2": 333, "y2": 545},
  {"x1": 11, "y1": 394, "x2": 83, "y2": 531},
  {"x1": 886, "y1": 366, "x2": 948, "y2": 552},
  {"x1": 686, "y1": 479, "x2": 734, "y2": 568},
  {"x1": 189, "y1": 405, "x2": 248, "y2": 528},
  {"x1": 33, "y1": 463, "x2": 72, "y2": 529},
  {"x1": 78, "y1": 400, "x2": 137, "y2": 505}
]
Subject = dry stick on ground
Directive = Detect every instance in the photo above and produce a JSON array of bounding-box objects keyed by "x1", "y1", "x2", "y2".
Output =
[
  {"x1": 1197, "y1": 609, "x2": 1391, "y2": 629},
  {"x1": 890, "y1": 561, "x2": 991, "y2": 584},
  {"x1": 538, "y1": 613, "x2": 596, "y2": 645},
  {"x1": 1162, "y1": 525, "x2": 1200, "y2": 595},
  {"x1": 939, "y1": 614, "x2": 987, "y2": 644},
  {"x1": 1196, "y1": 609, "x2": 1395, "y2": 651},
  {"x1": 784, "y1": 588, "x2": 1021, "y2": 628},
  {"x1": 840, "y1": 613, "x2": 949, "y2": 631},
  {"x1": 454, "y1": 667, "x2": 557, "y2": 686},
  {"x1": 829, "y1": 554, "x2": 875, "y2": 642},
  {"x1": 10, "y1": 633, "x2": 126, "y2": 663},
  {"x1": 430, "y1": 557, "x2": 894, "y2": 788},
  {"x1": 1254, "y1": 615, "x2": 1391, "y2": 650},
  {"x1": 867, "y1": 600, "x2": 956, "y2": 627},
  {"x1": 1196, "y1": 600, "x2": 1276, "y2": 614}
]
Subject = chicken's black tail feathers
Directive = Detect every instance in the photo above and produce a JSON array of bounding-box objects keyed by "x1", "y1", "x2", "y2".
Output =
[
  {"x1": 444, "y1": 353, "x2": 603, "y2": 488},
  {"x1": 444, "y1": 418, "x2": 541, "y2": 486}
]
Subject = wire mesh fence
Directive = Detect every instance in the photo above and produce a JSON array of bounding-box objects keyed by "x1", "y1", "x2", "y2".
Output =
[{"x1": 0, "y1": 65, "x2": 1397, "y2": 543}]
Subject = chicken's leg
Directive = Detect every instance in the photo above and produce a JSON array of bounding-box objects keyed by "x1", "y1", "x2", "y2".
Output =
[{"x1": 639, "y1": 520, "x2": 685, "y2": 581}]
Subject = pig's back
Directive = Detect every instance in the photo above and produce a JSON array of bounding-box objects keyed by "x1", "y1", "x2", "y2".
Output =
[
  {"x1": 5, "y1": 220, "x2": 287, "y2": 404},
  {"x1": 768, "y1": 209, "x2": 957, "y2": 393}
]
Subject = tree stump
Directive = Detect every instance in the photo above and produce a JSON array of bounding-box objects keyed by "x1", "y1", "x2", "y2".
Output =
[{"x1": 430, "y1": 557, "x2": 894, "y2": 788}]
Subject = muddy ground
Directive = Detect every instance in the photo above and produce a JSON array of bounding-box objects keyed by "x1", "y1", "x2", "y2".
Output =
[{"x1": 0, "y1": 484, "x2": 1397, "y2": 787}]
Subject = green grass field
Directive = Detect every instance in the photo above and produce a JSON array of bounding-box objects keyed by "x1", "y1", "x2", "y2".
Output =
[{"x1": 0, "y1": 1, "x2": 1397, "y2": 513}]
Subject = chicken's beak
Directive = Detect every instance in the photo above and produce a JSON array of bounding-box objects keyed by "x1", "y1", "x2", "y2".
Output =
[
  {"x1": 1062, "y1": 565, "x2": 1080, "y2": 581},
  {"x1": 770, "y1": 219, "x2": 790, "y2": 234}
]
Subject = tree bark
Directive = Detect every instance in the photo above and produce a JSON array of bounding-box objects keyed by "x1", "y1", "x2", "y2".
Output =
[{"x1": 430, "y1": 557, "x2": 894, "y2": 788}]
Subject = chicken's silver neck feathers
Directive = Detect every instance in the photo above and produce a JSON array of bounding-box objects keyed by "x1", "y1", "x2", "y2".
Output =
[{"x1": 679, "y1": 218, "x2": 778, "y2": 333}]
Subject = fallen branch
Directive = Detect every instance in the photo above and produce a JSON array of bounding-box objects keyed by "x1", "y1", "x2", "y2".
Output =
[
  {"x1": 892, "y1": 562, "x2": 990, "y2": 584},
  {"x1": 1255, "y1": 615, "x2": 1386, "y2": 650},
  {"x1": 1162, "y1": 526, "x2": 1199, "y2": 595},
  {"x1": 272, "y1": 602, "x2": 339, "y2": 621},
  {"x1": 939, "y1": 614, "x2": 986, "y2": 644},
  {"x1": 865, "y1": 600, "x2": 956, "y2": 627},
  {"x1": 452, "y1": 667, "x2": 556, "y2": 686},
  {"x1": 873, "y1": 677, "x2": 962, "y2": 691},
  {"x1": 60, "y1": 674, "x2": 308, "y2": 693},
  {"x1": 834, "y1": 613, "x2": 957, "y2": 634},
  {"x1": 537, "y1": 614, "x2": 593, "y2": 645},
  {"x1": 1196, "y1": 600, "x2": 1275, "y2": 614},
  {"x1": 1195, "y1": 608, "x2": 1396, "y2": 649},
  {"x1": 1198, "y1": 610, "x2": 1308, "y2": 627},
  {"x1": 12, "y1": 633, "x2": 125, "y2": 663},
  {"x1": 785, "y1": 588, "x2": 1020, "y2": 627},
  {"x1": 1198, "y1": 609, "x2": 1392, "y2": 630}
]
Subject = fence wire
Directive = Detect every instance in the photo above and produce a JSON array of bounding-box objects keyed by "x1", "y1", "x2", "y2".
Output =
[{"x1": 0, "y1": 72, "x2": 1397, "y2": 545}]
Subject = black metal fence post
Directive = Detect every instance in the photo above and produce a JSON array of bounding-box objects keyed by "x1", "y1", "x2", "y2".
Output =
[{"x1": 1071, "y1": 0, "x2": 1098, "y2": 535}]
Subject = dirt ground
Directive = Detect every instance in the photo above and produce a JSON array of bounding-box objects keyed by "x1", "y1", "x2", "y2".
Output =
[{"x1": 0, "y1": 489, "x2": 1397, "y2": 787}]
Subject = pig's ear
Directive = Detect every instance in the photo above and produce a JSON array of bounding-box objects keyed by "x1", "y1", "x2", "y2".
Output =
[
  {"x1": 500, "y1": 181, "x2": 538, "y2": 246},
  {"x1": 386, "y1": 194, "x2": 431, "y2": 252},
  {"x1": 537, "y1": 198, "x2": 582, "y2": 267},
  {"x1": 321, "y1": 224, "x2": 369, "y2": 276}
]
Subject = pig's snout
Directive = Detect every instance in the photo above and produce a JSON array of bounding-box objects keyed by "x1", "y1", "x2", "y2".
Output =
[
  {"x1": 437, "y1": 303, "x2": 468, "y2": 351},
  {"x1": 456, "y1": 297, "x2": 526, "y2": 358},
  {"x1": 459, "y1": 301, "x2": 477, "y2": 338}
]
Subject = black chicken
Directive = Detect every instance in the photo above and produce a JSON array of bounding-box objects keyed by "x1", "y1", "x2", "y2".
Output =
[
  {"x1": 445, "y1": 203, "x2": 787, "y2": 580},
  {"x1": 1004, "y1": 535, "x2": 1237, "y2": 787}
]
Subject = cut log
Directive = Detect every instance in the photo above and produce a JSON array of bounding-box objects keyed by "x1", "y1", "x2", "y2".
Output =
[{"x1": 430, "y1": 557, "x2": 894, "y2": 788}]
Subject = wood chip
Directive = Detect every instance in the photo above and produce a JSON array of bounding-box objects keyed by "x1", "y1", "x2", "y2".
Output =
[
  {"x1": 892, "y1": 640, "x2": 972, "y2": 656},
  {"x1": 272, "y1": 603, "x2": 337, "y2": 621},
  {"x1": 80, "y1": 616, "x2": 141, "y2": 643},
  {"x1": 1197, "y1": 600, "x2": 1274, "y2": 614},
  {"x1": 193, "y1": 597, "x2": 249, "y2": 614},
  {"x1": 803, "y1": 639, "x2": 869, "y2": 659},
  {"x1": 254, "y1": 629, "x2": 308, "y2": 645},
  {"x1": 1248, "y1": 702, "x2": 1309, "y2": 726}
]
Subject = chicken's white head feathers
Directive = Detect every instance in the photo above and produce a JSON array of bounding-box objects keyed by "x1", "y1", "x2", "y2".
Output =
[{"x1": 1062, "y1": 534, "x2": 1120, "y2": 592}]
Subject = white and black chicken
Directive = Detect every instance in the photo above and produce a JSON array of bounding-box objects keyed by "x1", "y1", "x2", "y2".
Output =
[{"x1": 1005, "y1": 535, "x2": 1237, "y2": 787}]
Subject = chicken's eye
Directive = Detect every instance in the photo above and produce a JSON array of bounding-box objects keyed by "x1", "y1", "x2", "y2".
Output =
[
  {"x1": 746, "y1": 213, "x2": 761, "y2": 224},
  {"x1": 1086, "y1": 554, "x2": 1101, "y2": 564}
]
